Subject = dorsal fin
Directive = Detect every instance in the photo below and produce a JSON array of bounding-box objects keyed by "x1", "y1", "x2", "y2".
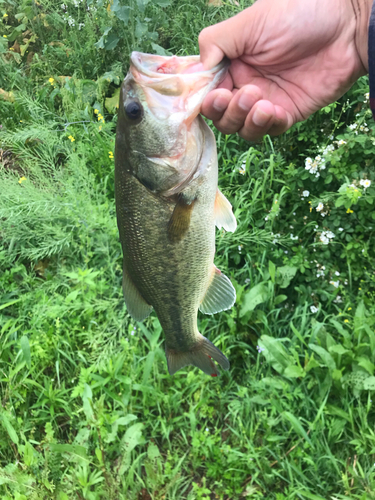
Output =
[
  {"x1": 214, "y1": 190, "x2": 237, "y2": 232},
  {"x1": 199, "y1": 266, "x2": 236, "y2": 315}
]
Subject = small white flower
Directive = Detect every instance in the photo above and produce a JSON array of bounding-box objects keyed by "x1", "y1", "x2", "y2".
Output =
[
  {"x1": 302, "y1": 190, "x2": 310, "y2": 197},
  {"x1": 265, "y1": 216, "x2": 269, "y2": 221},
  {"x1": 338, "y1": 227, "x2": 344, "y2": 231},
  {"x1": 348, "y1": 123, "x2": 357, "y2": 131},
  {"x1": 310, "y1": 305, "x2": 318, "y2": 313},
  {"x1": 316, "y1": 202, "x2": 324, "y2": 212},
  {"x1": 335, "y1": 271, "x2": 340, "y2": 276},
  {"x1": 337, "y1": 139, "x2": 347, "y2": 146},
  {"x1": 360, "y1": 179, "x2": 371, "y2": 189},
  {"x1": 330, "y1": 280, "x2": 340, "y2": 288},
  {"x1": 244, "y1": 278, "x2": 250, "y2": 284}
]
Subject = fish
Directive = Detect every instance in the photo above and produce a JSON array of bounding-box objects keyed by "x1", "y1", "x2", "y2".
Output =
[{"x1": 115, "y1": 52, "x2": 237, "y2": 376}]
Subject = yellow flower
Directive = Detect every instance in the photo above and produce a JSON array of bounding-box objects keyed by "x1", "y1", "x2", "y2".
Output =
[
  {"x1": 310, "y1": 207, "x2": 312, "y2": 212},
  {"x1": 346, "y1": 208, "x2": 353, "y2": 214},
  {"x1": 3, "y1": 13, "x2": 8, "y2": 18},
  {"x1": 98, "y1": 125, "x2": 102, "y2": 131},
  {"x1": 3, "y1": 34, "x2": 7, "y2": 38},
  {"x1": 344, "y1": 319, "x2": 349, "y2": 323},
  {"x1": 94, "y1": 109, "x2": 99, "y2": 114},
  {"x1": 48, "y1": 77, "x2": 54, "y2": 85},
  {"x1": 18, "y1": 176, "x2": 27, "y2": 184},
  {"x1": 348, "y1": 307, "x2": 352, "y2": 311},
  {"x1": 108, "y1": 151, "x2": 114, "y2": 159},
  {"x1": 359, "y1": 287, "x2": 362, "y2": 290},
  {"x1": 68, "y1": 135, "x2": 75, "y2": 142}
]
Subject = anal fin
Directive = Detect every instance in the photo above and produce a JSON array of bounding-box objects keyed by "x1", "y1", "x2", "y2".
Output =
[
  {"x1": 122, "y1": 265, "x2": 152, "y2": 321},
  {"x1": 214, "y1": 189, "x2": 237, "y2": 232},
  {"x1": 199, "y1": 266, "x2": 236, "y2": 315},
  {"x1": 166, "y1": 333, "x2": 230, "y2": 376}
]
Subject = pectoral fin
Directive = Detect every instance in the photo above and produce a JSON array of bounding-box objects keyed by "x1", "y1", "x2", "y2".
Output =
[
  {"x1": 122, "y1": 265, "x2": 153, "y2": 321},
  {"x1": 214, "y1": 189, "x2": 237, "y2": 232},
  {"x1": 199, "y1": 266, "x2": 236, "y2": 315},
  {"x1": 168, "y1": 194, "x2": 195, "y2": 243}
]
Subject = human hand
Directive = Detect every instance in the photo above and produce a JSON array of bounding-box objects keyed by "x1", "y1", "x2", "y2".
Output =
[{"x1": 199, "y1": 0, "x2": 371, "y2": 141}]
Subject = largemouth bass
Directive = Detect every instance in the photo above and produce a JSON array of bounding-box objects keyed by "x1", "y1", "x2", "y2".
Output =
[{"x1": 115, "y1": 52, "x2": 237, "y2": 376}]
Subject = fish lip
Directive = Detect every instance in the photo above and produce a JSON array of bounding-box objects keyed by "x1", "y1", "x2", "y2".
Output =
[{"x1": 130, "y1": 51, "x2": 230, "y2": 80}]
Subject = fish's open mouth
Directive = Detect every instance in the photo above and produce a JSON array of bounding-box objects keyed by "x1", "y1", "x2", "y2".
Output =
[
  {"x1": 128, "y1": 52, "x2": 229, "y2": 125},
  {"x1": 130, "y1": 52, "x2": 229, "y2": 80}
]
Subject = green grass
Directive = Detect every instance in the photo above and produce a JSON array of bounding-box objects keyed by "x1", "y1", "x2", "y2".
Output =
[{"x1": 1, "y1": 0, "x2": 375, "y2": 499}]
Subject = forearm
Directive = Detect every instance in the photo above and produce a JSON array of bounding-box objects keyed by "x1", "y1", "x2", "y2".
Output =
[{"x1": 352, "y1": 0, "x2": 373, "y2": 72}]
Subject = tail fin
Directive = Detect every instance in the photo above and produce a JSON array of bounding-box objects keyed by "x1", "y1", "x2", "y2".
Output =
[{"x1": 165, "y1": 334, "x2": 230, "y2": 376}]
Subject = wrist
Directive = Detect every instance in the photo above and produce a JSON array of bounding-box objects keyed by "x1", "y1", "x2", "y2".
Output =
[{"x1": 352, "y1": 0, "x2": 373, "y2": 73}]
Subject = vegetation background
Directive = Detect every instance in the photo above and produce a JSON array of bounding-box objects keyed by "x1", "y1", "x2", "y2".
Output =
[{"x1": 1, "y1": 0, "x2": 375, "y2": 498}]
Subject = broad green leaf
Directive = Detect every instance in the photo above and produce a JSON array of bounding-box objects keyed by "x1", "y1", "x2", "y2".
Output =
[
  {"x1": 274, "y1": 294, "x2": 287, "y2": 305},
  {"x1": 142, "y1": 350, "x2": 155, "y2": 384},
  {"x1": 284, "y1": 365, "x2": 306, "y2": 378},
  {"x1": 153, "y1": 0, "x2": 171, "y2": 6},
  {"x1": 276, "y1": 265, "x2": 298, "y2": 288},
  {"x1": 309, "y1": 344, "x2": 336, "y2": 371},
  {"x1": 105, "y1": 87, "x2": 120, "y2": 113},
  {"x1": 49, "y1": 444, "x2": 89, "y2": 462},
  {"x1": 119, "y1": 423, "x2": 144, "y2": 474},
  {"x1": 258, "y1": 335, "x2": 290, "y2": 373},
  {"x1": 137, "y1": 0, "x2": 151, "y2": 11},
  {"x1": 1, "y1": 414, "x2": 19, "y2": 444},
  {"x1": 113, "y1": 5, "x2": 131, "y2": 24},
  {"x1": 104, "y1": 33, "x2": 120, "y2": 51},
  {"x1": 20, "y1": 335, "x2": 31, "y2": 369},
  {"x1": 328, "y1": 344, "x2": 350, "y2": 356},
  {"x1": 147, "y1": 442, "x2": 160, "y2": 460},
  {"x1": 268, "y1": 260, "x2": 276, "y2": 282},
  {"x1": 23, "y1": 442, "x2": 37, "y2": 466},
  {"x1": 357, "y1": 357, "x2": 375, "y2": 375},
  {"x1": 82, "y1": 384, "x2": 94, "y2": 421},
  {"x1": 282, "y1": 411, "x2": 312, "y2": 447},
  {"x1": 240, "y1": 282, "x2": 269, "y2": 316},
  {"x1": 135, "y1": 20, "x2": 148, "y2": 39},
  {"x1": 151, "y1": 43, "x2": 172, "y2": 56},
  {"x1": 363, "y1": 376, "x2": 375, "y2": 390},
  {"x1": 305, "y1": 355, "x2": 320, "y2": 372}
]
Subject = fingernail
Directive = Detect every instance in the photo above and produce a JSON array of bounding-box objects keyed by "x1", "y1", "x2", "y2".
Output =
[
  {"x1": 238, "y1": 93, "x2": 253, "y2": 111},
  {"x1": 213, "y1": 96, "x2": 228, "y2": 113},
  {"x1": 252, "y1": 107, "x2": 272, "y2": 127}
]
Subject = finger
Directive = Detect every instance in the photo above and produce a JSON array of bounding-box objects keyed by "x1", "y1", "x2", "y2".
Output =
[
  {"x1": 267, "y1": 105, "x2": 294, "y2": 136},
  {"x1": 238, "y1": 100, "x2": 276, "y2": 142},
  {"x1": 214, "y1": 85, "x2": 263, "y2": 135},
  {"x1": 198, "y1": 13, "x2": 248, "y2": 69},
  {"x1": 201, "y1": 89, "x2": 233, "y2": 122}
]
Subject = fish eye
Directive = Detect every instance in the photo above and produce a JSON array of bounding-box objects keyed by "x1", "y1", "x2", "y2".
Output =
[{"x1": 125, "y1": 101, "x2": 143, "y2": 120}]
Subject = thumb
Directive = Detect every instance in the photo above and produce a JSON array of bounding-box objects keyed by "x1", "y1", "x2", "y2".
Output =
[{"x1": 198, "y1": 10, "x2": 251, "y2": 69}]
